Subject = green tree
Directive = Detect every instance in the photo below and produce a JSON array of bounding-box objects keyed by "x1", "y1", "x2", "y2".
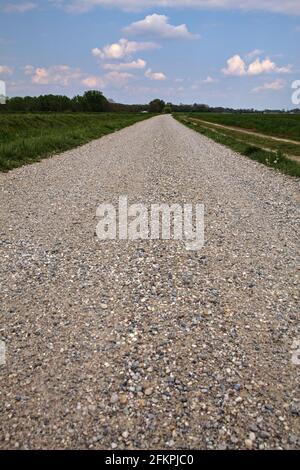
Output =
[
  {"x1": 81, "y1": 90, "x2": 109, "y2": 112},
  {"x1": 149, "y1": 99, "x2": 165, "y2": 113},
  {"x1": 163, "y1": 103, "x2": 172, "y2": 114}
]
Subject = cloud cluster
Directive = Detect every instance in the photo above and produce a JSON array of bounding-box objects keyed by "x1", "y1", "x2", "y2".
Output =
[
  {"x1": 82, "y1": 71, "x2": 134, "y2": 88},
  {"x1": 222, "y1": 54, "x2": 292, "y2": 76},
  {"x1": 23, "y1": 63, "x2": 136, "y2": 89},
  {"x1": 91, "y1": 38, "x2": 166, "y2": 83},
  {"x1": 92, "y1": 38, "x2": 159, "y2": 60},
  {"x1": 24, "y1": 65, "x2": 82, "y2": 85},
  {"x1": 123, "y1": 13, "x2": 199, "y2": 39},
  {"x1": 4, "y1": 0, "x2": 300, "y2": 16},
  {"x1": 57, "y1": 1, "x2": 300, "y2": 16},
  {"x1": 6, "y1": 2, "x2": 295, "y2": 102},
  {"x1": 253, "y1": 79, "x2": 285, "y2": 93},
  {"x1": 103, "y1": 59, "x2": 146, "y2": 70},
  {"x1": 81, "y1": 76, "x2": 105, "y2": 88}
]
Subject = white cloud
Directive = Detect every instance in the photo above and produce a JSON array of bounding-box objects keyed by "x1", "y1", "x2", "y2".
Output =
[
  {"x1": 92, "y1": 38, "x2": 159, "y2": 60},
  {"x1": 25, "y1": 65, "x2": 82, "y2": 85},
  {"x1": 248, "y1": 57, "x2": 292, "y2": 75},
  {"x1": 253, "y1": 79, "x2": 285, "y2": 92},
  {"x1": 0, "y1": 65, "x2": 13, "y2": 75},
  {"x1": 222, "y1": 54, "x2": 292, "y2": 76},
  {"x1": 123, "y1": 13, "x2": 199, "y2": 39},
  {"x1": 81, "y1": 76, "x2": 105, "y2": 88},
  {"x1": 202, "y1": 75, "x2": 218, "y2": 83},
  {"x1": 246, "y1": 49, "x2": 264, "y2": 59},
  {"x1": 58, "y1": 1, "x2": 300, "y2": 16},
  {"x1": 145, "y1": 68, "x2": 166, "y2": 80},
  {"x1": 222, "y1": 55, "x2": 246, "y2": 76},
  {"x1": 4, "y1": 2, "x2": 37, "y2": 13},
  {"x1": 82, "y1": 71, "x2": 134, "y2": 88},
  {"x1": 103, "y1": 59, "x2": 146, "y2": 70},
  {"x1": 24, "y1": 62, "x2": 135, "y2": 90}
]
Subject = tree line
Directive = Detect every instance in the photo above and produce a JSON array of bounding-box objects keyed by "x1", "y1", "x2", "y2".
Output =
[
  {"x1": 1, "y1": 90, "x2": 147, "y2": 113},
  {"x1": 1, "y1": 90, "x2": 299, "y2": 114}
]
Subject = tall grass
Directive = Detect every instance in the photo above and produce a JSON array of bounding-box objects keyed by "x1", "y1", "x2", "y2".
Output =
[{"x1": 0, "y1": 113, "x2": 152, "y2": 172}]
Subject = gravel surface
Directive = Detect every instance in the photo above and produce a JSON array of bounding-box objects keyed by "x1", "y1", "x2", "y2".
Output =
[{"x1": 0, "y1": 115, "x2": 299, "y2": 450}]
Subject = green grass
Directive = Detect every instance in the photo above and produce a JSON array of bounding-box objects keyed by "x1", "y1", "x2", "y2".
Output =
[
  {"x1": 188, "y1": 117, "x2": 300, "y2": 158},
  {"x1": 0, "y1": 113, "x2": 153, "y2": 172},
  {"x1": 188, "y1": 113, "x2": 300, "y2": 142},
  {"x1": 175, "y1": 114, "x2": 300, "y2": 178}
]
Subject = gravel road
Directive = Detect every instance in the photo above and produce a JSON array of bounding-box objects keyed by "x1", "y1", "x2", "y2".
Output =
[{"x1": 0, "y1": 115, "x2": 299, "y2": 450}]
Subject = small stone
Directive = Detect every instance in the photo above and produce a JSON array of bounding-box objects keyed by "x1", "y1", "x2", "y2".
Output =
[
  {"x1": 249, "y1": 423, "x2": 259, "y2": 432},
  {"x1": 218, "y1": 443, "x2": 227, "y2": 450},
  {"x1": 259, "y1": 431, "x2": 269, "y2": 439},
  {"x1": 122, "y1": 431, "x2": 129, "y2": 439},
  {"x1": 119, "y1": 395, "x2": 128, "y2": 405},
  {"x1": 100, "y1": 303, "x2": 108, "y2": 310},
  {"x1": 182, "y1": 274, "x2": 193, "y2": 287},
  {"x1": 290, "y1": 405, "x2": 300, "y2": 416},
  {"x1": 264, "y1": 404, "x2": 274, "y2": 412},
  {"x1": 166, "y1": 440, "x2": 175, "y2": 447},
  {"x1": 110, "y1": 393, "x2": 119, "y2": 404},
  {"x1": 249, "y1": 432, "x2": 256, "y2": 442},
  {"x1": 288, "y1": 434, "x2": 298, "y2": 445},
  {"x1": 144, "y1": 387, "x2": 153, "y2": 396},
  {"x1": 245, "y1": 439, "x2": 253, "y2": 450},
  {"x1": 111, "y1": 442, "x2": 118, "y2": 449}
]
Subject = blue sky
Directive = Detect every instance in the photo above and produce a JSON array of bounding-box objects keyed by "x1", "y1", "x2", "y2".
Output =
[{"x1": 0, "y1": 0, "x2": 299, "y2": 108}]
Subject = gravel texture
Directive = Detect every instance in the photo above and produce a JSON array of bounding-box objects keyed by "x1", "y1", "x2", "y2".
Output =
[{"x1": 0, "y1": 115, "x2": 299, "y2": 450}]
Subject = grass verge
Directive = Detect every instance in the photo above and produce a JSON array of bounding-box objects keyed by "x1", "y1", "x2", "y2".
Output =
[
  {"x1": 188, "y1": 117, "x2": 300, "y2": 159},
  {"x1": 175, "y1": 114, "x2": 300, "y2": 178},
  {"x1": 0, "y1": 113, "x2": 153, "y2": 172},
  {"x1": 188, "y1": 112, "x2": 300, "y2": 142}
]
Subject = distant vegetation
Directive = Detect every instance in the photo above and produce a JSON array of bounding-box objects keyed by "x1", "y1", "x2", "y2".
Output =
[
  {"x1": 2, "y1": 90, "x2": 300, "y2": 115},
  {"x1": 171, "y1": 104, "x2": 300, "y2": 115},
  {"x1": 1, "y1": 92, "x2": 169, "y2": 114},
  {"x1": 1, "y1": 90, "x2": 149, "y2": 113},
  {"x1": 0, "y1": 113, "x2": 152, "y2": 171},
  {"x1": 149, "y1": 99, "x2": 166, "y2": 113}
]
